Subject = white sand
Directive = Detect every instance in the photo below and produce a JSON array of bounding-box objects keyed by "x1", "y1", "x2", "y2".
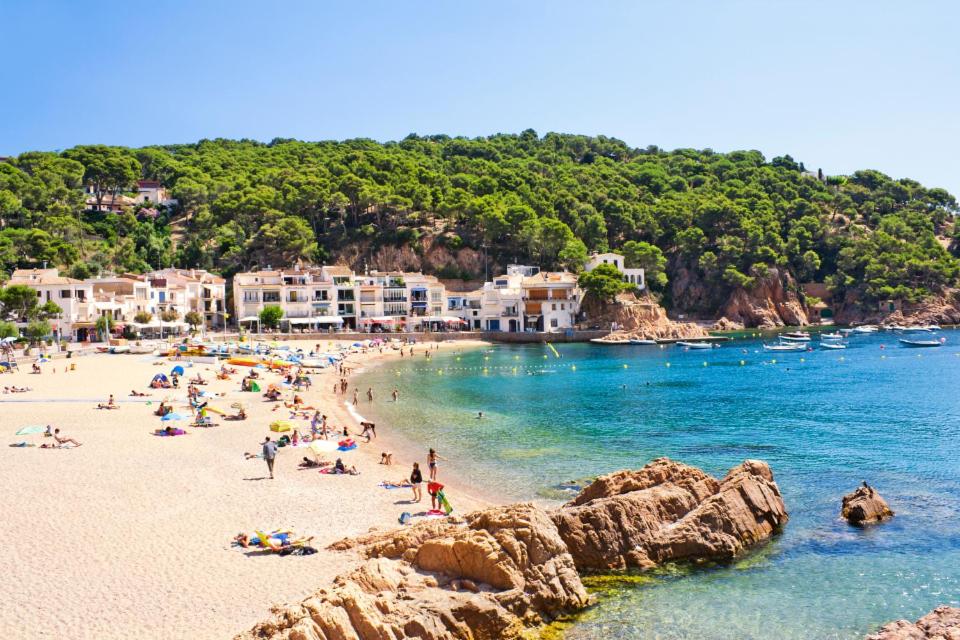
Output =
[{"x1": 0, "y1": 339, "x2": 492, "y2": 639}]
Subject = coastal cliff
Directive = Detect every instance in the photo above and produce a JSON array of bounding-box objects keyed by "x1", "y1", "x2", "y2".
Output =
[
  {"x1": 236, "y1": 459, "x2": 787, "y2": 640},
  {"x1": 717, "y1": 267, "x2": 809, "y2": 328}
]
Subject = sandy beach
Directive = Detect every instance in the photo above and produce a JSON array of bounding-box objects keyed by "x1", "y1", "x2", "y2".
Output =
[{"x1": 1, "y1": 338, "x2": 492, "y2": 639}]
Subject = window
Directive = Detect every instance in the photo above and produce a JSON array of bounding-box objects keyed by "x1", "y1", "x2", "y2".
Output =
[
  {"x1": 551, "y1": 319, "x2": 559, "y2": 328},
  {"x1": 262, "y1": 291, "x2": 280, "y2": 303},
  {"x1": 552, "y1": 303, "x2": 557, "y2": 311},
  {"x1": 60, "y1": 289, "x2": 72, "y2": 299},
  {"x1": 243, "y1": 290, "x2": 259, "y2": 303},
  {"x1": 76, "y1": 290, "x2": 86, "y2": 301}
]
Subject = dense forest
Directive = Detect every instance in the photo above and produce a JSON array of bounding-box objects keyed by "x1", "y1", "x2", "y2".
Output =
[{"x1": 0, "y1": 131, "x2": 957, "y2": 315}]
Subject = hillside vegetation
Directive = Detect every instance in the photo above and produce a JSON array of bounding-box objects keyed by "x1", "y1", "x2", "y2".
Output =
[{"x1": 1, "y1": 132, "x2": 957, "y2": 316}]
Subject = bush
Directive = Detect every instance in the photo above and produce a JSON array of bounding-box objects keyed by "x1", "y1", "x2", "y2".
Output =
[{"x1": 259, "y1": 305, "x2": 284, "y2": 329}]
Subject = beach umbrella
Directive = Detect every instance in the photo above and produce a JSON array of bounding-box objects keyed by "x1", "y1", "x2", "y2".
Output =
[
  {"x1": 171, "y1": 365, "x2": 185, "y2": 376},
  {"x1": 15, "y1": 425, "x2": 45, "y2": 435},
  {"x1": 161, "y1": 412, "x2": 185, "y2": 421},
  {"x1": 309, "y1": 440, "x2": 339, "y2": 454}
]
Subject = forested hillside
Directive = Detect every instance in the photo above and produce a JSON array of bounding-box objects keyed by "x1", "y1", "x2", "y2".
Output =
[{"x1": 1, "y1": 131, "x2": 957, "y2": 317}]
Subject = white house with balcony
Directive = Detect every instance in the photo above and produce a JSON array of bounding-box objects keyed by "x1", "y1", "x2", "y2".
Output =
[
  {"x1": 232, "y1": 266, "x2": 345, "y2": 331},
  {"x1": 7, "y1": 269, "x2": 96, "y2": 341},
  {"x1": 585, "y1": 252, "x2": 645, "y2": 290}
]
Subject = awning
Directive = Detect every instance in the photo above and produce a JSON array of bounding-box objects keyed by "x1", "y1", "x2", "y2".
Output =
[
  {"x1": 239, "y1": 316, "x2": 260, "y2": 323},
  {"x1": 412, "y1": 316, "x2": 445, "y2": 323},
  {"x1": 362, "y1": 316, "x2": 395, "y2": 323},
  {"x1": 442, "y1": 316, "x2": 468, "y2": 324},
  {"x1": 288, "y1": 316, "x2": 343, "y2": 325}
]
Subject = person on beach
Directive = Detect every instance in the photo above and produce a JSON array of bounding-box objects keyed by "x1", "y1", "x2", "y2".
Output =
[
  {"x1": 428, "y1": 448, "x2": 445, "y2": 481},
  {"x1": 352, "y1": 389, "x2": 358, "y2": 405},
  {"x1": 262, "y1": 437, "x2": 278, "y2": 479},
  {"x1": 53, "y1": 428, "x2": 81, "y2": 447},
  {"x1": 380, "y1": 452, "x2": 393, "y2": 465},
  {"x1": 366, "y1": 387, "x2": 373, "y2": 403},
  {"x1": 392, "y1": 389, "x2": 399, "y2": 402},
  {"x1": 360, "y1": 421, "x2": 376, "y2": 441},
  {"x1": 410, "y1": 462, "x2": 423, "y2": 502},
  {"x1": 97, "y1": 394, "x2": 118, "y2": 409}
]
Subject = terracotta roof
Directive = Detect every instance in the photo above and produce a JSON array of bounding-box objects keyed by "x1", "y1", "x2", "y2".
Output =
[
  {"x1": 9, "y1": 269, "x2": 84, "y2": 285},
  {"x1": 522, "y1": 271, "x2": 578, "y2": 285}
]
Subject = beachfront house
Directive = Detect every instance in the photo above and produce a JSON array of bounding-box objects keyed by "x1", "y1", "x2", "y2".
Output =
[
  {"x1": 7, "y1": 269, "x2": 96, "y2": 342},
  {"x1": 146, "y1": 268, "x2": 227, "y2": 329},
  {"x1": 584, "y1": 252, "x2": 645, "y2": 290},
  {"x1": 521, "y1": 270, "x2": 581, "y2": 332}
]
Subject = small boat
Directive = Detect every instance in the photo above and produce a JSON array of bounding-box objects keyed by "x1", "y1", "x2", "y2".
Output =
[
  {"x1": 839, "y1": 328, "x2": 855, "y2": 335},
  {"x1": 628, "y1": 339, "x2": 658, "y2": 345},
  {"x1": 820, "y1": 342, "x2": 847, "y2": 350},
  {"x1": 677, "y1": 341, "x2": 718, "y2": 349},
  {"x1": 820, "y1": 332, "x2": 843, "y2": 340},
  {"x1": 900, "y1": 326, "x2": 932, "y2": 333},
  {"x1": 589, "y1": 338, "x2": 630, "y2": 345},
  {"x1": 924, "y1": 324, "x2": 942, "y2": 331},
  {"x1": 852, "y1": 325, "x2": 879, "y2": 334},
  {"x1": 763, "y1": 343, "x2": 806, "y2": 352},
  {"x1": 109, "y1": 345, "x2": 131, "y2": 354},
  {"x1": 899, "y1": 338, "x2": 943, "y2": 348},
  {"x1": 779, "y1": 332, "x2": 811, "y2": 342}
]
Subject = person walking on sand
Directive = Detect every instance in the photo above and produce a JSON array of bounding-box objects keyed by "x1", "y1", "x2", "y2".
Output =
[
  {"x1": 352, "y1": 389, "x2": 359, "y2": 405},
  {"x1": 392, "y1": 388, "x2": 399, "y2": 402},
  {"x1": 427, "y1": 448, "x2": 445, "y2": 481},
  {"x1": 410, "y1": 462, "x2": 423, "y2": 502},
  {"x1": 262, "y1": 436, "x2": 278, "y2": 479},
  {"x1": 367, "y1": 387, "x2": 373, "y2": 403}
]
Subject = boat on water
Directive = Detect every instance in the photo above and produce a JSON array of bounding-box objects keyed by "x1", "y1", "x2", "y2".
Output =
[
  {"x1": 900, "y1": 326, "x2": 933, "y2": 333},
  {"x1": 820, "y1": 342, "x2": 847, "y2": 350},
  {"x1": 763, "y1": 343, "x2": 807, "y2": 352},
  {"x1": 589, "y1": 338, "x2": 630, "y2": 345},
  {"x1": 628, "y1": 339, "x2": 658, "y2": 345},
  {"x1": 852, "y1": 325, "x2": 879, "y2": 334},
  {"x1": 839, "y1": 328, "x2": 855, "y2": 335},
  {"x1": 925, "y1": 324, "x2": 942, "y2": 331},
  {"x1": 899, "y1": 338, "x2": 943, "y2": 348},
  {"x1": 677, "y1": 341, "x2": 718, "y2": 349},
  {"x1": 820, "y1": 332, "x2": 843, "y2": 340},
  {"x1": 779, "y1": 332, "x2": 811, "y2": 342}
]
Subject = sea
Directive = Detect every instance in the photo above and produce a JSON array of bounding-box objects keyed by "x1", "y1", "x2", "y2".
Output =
[{"x1": 357, "y1": 330, "x2": 960, "y2": 639}]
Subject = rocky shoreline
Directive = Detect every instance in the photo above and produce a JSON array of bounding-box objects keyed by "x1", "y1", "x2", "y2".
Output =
[{"x1": 236, "y1": 458, "x2": 787, "y2": 640}]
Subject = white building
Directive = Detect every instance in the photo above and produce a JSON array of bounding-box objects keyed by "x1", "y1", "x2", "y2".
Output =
[
  {"x1": 585, "y1": 252, "x2": 645, "y2": 290},
  {"x1": 521, "y1": 270, "x2": 581, "y2": 332},
  {"x1": 145, "y1": 269, "x2": 227, "y2": 329},
  {"x1": 7, "y1": 269, "x2": 96, "y2": 341},
  {"x1": 232, "y1": 266, "x2": 345, "y2": 331}
]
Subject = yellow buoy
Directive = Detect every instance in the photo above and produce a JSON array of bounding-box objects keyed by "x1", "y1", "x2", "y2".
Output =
[
  {"x1": 772, "y1": 359, "x2": 777, "y2": 364},
  {"x1": 456, "y1": 357, "x2": 461, "y2": 361},
  {"x1": 740, "y1": 360, "x2": 745, "y2": 365},
  {"x1": 623, "y1": 364, "x2": 628, "y2": 369}
]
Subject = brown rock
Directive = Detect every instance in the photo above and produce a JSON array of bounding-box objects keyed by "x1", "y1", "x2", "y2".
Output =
[
  {"x1": 238, "y1": 461, "x2": 789, "y2": 640},
  {"x1": 865, "y1": 606, "x2": 960, "y2": 639},
  {"x1": 583, "y1": 293, "x2": 709, "y2": 340},
  {"x1": 554, "y1": 458, "x2": 788, "y2": 571},
  {"x1": 719, "y1": 267, "x2": 809, "y2": 328},
  {"x1": 842, "y1": 483, "x2": 894, "y2": 526}
]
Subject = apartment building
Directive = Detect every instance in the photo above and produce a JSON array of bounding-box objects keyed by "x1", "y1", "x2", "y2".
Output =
[
  {"x1": 7, "y1": 269, "x2": 96, "y2": 341},
  {"x1": 145, "y1": 268, "x2": 227, "y2": 328},
  {"x1": 521, "y1": 270, "x2": 581, "y2": 332},
  {"x1": 232, "y1": 266, "x2": 345, "y2": 331}
]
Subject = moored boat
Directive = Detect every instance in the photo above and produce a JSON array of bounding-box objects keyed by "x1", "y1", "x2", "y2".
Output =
[
  {"x1": 852, "y1": 325, "x2": 879, "y2": 334},
  {"x1": 589, "y1": 338, "x2": 630, "y2": 345},
  {"x1": 763, "y1": 343, "x2": 806, "y2": 352},
  {"x1": 820, "y1": 342, "x2": 847, "y2": 350},
  {"x1": 780, "y1": 331, "x2": 811, "y2": 342},
  {"x1": 820, "y1": 332, "x2": 843, "y2": 340},
  {"x1": 628, "y1": 339, "x2": 658, "y2": 345},
  {"x1": 899, "y1": 338, "x2": 943, "y2": 348},
  {"x1": 677, "y1": 341, "x2": 717, "y2": 349}
]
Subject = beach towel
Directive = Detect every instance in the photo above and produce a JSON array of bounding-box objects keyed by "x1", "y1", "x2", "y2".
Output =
[
  {"x1": 337, "y1": 443, "x2": 357, "y2": 452},
  {"x1": 378, "y1": 482, "x2": 411, "y2": 490},
  {"x1": 9, "y1": 441, "x2": 34, "y2": 447},
  {"x1": 15, "y1": 426, "x2": 45, "y2": 435}
]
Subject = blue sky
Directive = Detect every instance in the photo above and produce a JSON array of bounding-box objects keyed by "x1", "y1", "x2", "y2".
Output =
[{"x1": 2, "y1": 1, "x2": 958, "y2": 194}]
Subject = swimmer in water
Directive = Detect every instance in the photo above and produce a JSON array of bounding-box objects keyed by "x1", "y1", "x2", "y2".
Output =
[{"x1": 477, "y1": 411, "x2": 483, "y2": 419}]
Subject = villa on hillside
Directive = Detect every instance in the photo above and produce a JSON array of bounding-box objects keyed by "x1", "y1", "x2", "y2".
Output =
[{"x1": 584, "y1": 252, "x2": 645, "y2": 290}]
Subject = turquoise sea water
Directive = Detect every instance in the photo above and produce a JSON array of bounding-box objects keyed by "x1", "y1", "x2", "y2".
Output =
[{"x1": 358, "y1": 332, "x2": 960, "y2": 639}]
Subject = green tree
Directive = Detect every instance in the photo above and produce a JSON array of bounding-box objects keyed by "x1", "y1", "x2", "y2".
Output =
[
  {"x1": 134, "y1": 311, "x2": 153, "y2": 324},
  {"x1": 95, "y1": 315, "x2": 115, "y2": 340},
  {"x1": 0, "y1": 320, "x2": 18, "y2": 338},
  {"x1": 259, "y1": 305, "x2": 284, "y2": 329},
  {"x1": 160, "y1": 309, "x2": 179, "y2": 322},
  {"x1": 0, "y1": 285, "x2": 40, "y2": 321},
  {"x1": 24, "y1": 319, "x2": 51, "y2": 345},
  {"x1": 184, "y1": 311, "x2": 203, "y2": 329},
  {"x1": 621, "y1": 241, "x2": 668, "y2": 290},
  {"x1": 580, "y1": 263, "x2": 629, "y2": 302}
]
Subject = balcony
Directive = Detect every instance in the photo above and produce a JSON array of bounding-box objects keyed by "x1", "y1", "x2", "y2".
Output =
[{"x1": 501, "y1": 309, "x2": 519, "y2": 317}]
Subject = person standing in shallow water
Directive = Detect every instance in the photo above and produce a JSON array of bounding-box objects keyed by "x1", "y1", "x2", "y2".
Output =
[
  {"x1": 392, "y1": 388, "x2": 399, "y2": 402},
  {"x1": 367, "y1": 387, "x2": 373, "y2": 402},
  {"x1": 427, "y1": 448, "x2": 445, "y2": 481},
  {"x1": 410, "y1": 462, "x2": 423, "y2": 502},
  {"x1": 352, "y1": 389, "x2": 358, "y2": 405}
]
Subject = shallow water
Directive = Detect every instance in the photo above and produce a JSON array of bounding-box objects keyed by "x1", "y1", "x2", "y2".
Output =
[{"x1": 359, "y1": 332, "x2": 960, "y2": 638}]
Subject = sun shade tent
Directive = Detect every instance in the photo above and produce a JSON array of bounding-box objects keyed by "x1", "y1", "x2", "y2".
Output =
[
  {"x1": 270, "y1": 420, "x2": 292, "y2": 432},
  {"x1": 171, "y1": 365, "x2": 185, "y2": 376},
  {"x1": 152, "y1": 373, "x2": 169, "y2": 384},
  {"x1": 161, "y1": 412, "x2": 185, "y2": 421}
]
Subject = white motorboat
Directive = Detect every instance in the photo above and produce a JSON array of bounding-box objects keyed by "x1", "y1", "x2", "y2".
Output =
[
  {"x1": 852, "y1": 325, "x2": 879, "y2": 334},
  {"x1": 899, "y1": 338, "x2": 943, "y2": 348},
  {"x1": 763, "y1": 343, "x2": 807, "y2": 352},
  {"x1": 628, "y1": 339, "x2": 658, "y2": 345},
  {"x1": 677, "y1": 341, "x2": 717, "y2": 349},
  {"x1": 820, "y1": 332, "x2": 843, "y2": 340},
  {"x1": 820, "y1": 342, "x2": 847, "y2": 350},
  {"x1": 779, "y1": 332, "x2": 811, "y2": 342},
  {"x1": 839, "y1": 328, "x2": 855, "y2": 335},
  {"x1": 590, "y1": 338, "x2": 630, "y2": 345},
  {"x1": 900, "y1": 326, "x2": 933, "y2": 333}
]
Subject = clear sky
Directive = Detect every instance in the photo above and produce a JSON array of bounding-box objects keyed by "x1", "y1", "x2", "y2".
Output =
[{"x1": 2, "y1": 1, "x2": 958, "y2": 194}]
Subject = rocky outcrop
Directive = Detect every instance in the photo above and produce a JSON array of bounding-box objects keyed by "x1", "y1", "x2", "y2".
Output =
[
  {"x1": 841, "y1": 483, "x2": 894, "y2": 526},
  {"x1": 835, "y1": 290, "x2": 960, "y2": 327},
  {"x1": 713, "y1": 316, "x2": 745, "y2": 331},
  {"x1": 584, "y1": 293, "x2": 709, "y2": 340},
  {"x1": 554, "y1": 458, "x2": 788, "y2": 571},
  {"x1": 865, "y1": 606, "x2": 960, "y2": 639},
  {"x1": 719, "y1": 267, "x2": 809, "y2": 328},
  {"x1": 237, "y1": 460, "x2": 787, "y2": 640}
]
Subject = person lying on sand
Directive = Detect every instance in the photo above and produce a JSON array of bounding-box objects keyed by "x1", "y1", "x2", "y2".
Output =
[
  {"x1": 129, "y1": 390, "x2": 150, "y2": 397},
  {"x1": 298, "y1": 456, "x2": 331, "y2": 469},
  {"x1": 53, "y1": 428, "x2": 81, "y2": 447},
  {"x1": 190, "y1": 375, "x2": 207, "y2": 385},
  {"x1": 332, "y1": 458, "x2": 359, "y2": 475},
  {"x1": 96, "y1": 395, "x2": 119, "y2": 409},
  {"x1": 224, "y1": 407, "x2": 247, "y2": 421}
]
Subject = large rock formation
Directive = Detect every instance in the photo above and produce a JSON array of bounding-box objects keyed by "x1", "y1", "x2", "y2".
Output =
[
  {"x1": 237, "y1": 460, "x2": 787, "y2": 640},
  {"x1": 584, "y1": 293, "x2": 710, "y2": 340},
  {"x1": 720, "y1": 267, "x2": 809, "y2": 328},
  {"x1": 841, "y1": 483, "x2": 894, "y2": 526},
  {"x1": 554, "y1": 458, "x2": 788, "y2": 571},
  {"x1": 865, "y1": 606, "x2": 960, "y2": 639}
]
